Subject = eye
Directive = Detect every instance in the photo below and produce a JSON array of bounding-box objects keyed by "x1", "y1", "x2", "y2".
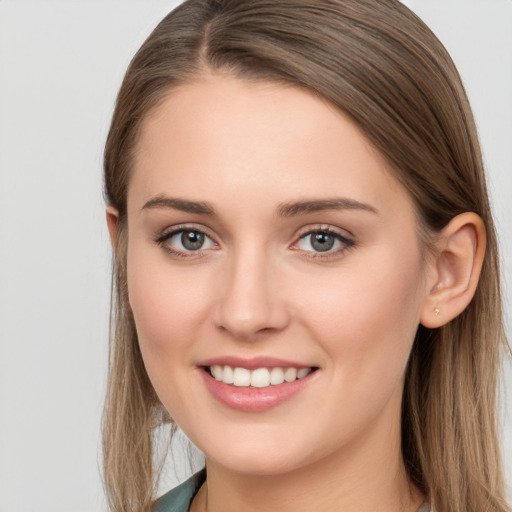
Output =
[
  {"x1": 295, "y1": 229, "x2": 354, "y2": 254},
  {"x1": 156, "y1": 227, "x2": 216, "y2": 256},
  {"x1": 172, "y1": 230, "x2": 210, "y2": 251}
]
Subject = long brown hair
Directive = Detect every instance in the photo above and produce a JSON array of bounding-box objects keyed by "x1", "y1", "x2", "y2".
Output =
[{"x1": 102, "y1": 1, "x2": 509, "y2": 511}]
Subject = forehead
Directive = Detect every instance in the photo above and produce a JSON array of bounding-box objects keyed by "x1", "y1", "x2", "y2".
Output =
[{"x1": 128, "y1": 74, "x2": 413, "y2": 220}]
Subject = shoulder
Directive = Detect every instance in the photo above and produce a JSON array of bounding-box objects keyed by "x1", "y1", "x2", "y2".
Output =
[{"x1": 153, "y1": 469, "x2": 206, "y2": 512}]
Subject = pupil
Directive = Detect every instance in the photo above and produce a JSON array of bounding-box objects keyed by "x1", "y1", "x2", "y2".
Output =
[
  {"x1": 181, "y1": 231, "x2": 204, "y2": 251},
  {"x1": 311, "y1": 233, "x2": 335, "y2": 252}
]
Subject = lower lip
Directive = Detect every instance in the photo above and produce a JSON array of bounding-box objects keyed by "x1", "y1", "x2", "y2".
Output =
[{"x1": 200, "y1": 369, "x2": 316, "y2": 412}]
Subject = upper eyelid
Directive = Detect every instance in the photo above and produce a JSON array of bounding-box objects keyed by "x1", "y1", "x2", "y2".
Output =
[
  {"x1": 154, "y1": 225, "x2": 218, "y2": 258},
  {"x1": 291, "y1": 225, "x2": 356, "y2": 250},
  {"x1": 156, "y1": 223, "x2": 217, "y2": 241},
  {"x1": 294, "y1": 224, "x2": 355, "y2": 240}
]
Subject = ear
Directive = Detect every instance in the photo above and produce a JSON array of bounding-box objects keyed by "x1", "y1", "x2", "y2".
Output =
[
  {"x1": 106, "y1": 205, "x2": 119, "y2": 249},
  {"x1": 420, "y1": 212, "x2": 486, "y2": 328}
]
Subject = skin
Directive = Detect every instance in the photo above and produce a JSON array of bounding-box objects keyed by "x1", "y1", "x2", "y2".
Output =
[{"x1": 107, "y1": 73, "x2": 486, "y2": 512}]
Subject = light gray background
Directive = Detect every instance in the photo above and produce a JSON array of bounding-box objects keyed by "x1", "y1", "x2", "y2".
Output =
[{"x1": 0, "y1": 1, "x2": 510, "y2": 511}]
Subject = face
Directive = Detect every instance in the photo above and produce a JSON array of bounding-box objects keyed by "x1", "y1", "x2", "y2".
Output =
[{"x1": 124, "y1": 75, "x2": 431, "y2": 476}]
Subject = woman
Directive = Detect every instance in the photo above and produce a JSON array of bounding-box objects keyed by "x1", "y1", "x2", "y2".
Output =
[{"x1": 102, "y1": 1, "x2": 510, "y2": 511}]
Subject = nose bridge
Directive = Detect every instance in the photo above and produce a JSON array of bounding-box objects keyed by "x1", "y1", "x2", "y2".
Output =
[{"x1": 215, "y1": 241, "x2": 288, "y2": 338}]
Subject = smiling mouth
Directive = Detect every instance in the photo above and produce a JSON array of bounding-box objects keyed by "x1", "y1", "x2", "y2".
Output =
[{"x1": 205, "y1": 365, "x2": 317, "y2": 388}]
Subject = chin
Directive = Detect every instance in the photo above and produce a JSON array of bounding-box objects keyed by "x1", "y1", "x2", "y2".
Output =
[
  {"x1": 208, "y1": 450, "x2": 307, "y2": 477},
  {"x1": 195, "y1": 427, "x2": 326, "y2": 477}
]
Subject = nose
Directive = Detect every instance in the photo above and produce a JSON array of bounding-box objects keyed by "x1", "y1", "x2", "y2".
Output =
[{"x1": 213, "y1": 249, "x2": 290, "y2": 340}]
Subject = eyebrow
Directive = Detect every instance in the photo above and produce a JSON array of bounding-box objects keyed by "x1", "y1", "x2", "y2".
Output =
[
  {"x1": 277, "y1": 198, "x2": 378, "y2": 217},
  {"x1": 141, "y1": 196, "x2": 215, "y2": 215},
  {"x1": 141, "y1": 195, "x2": 378, "y2": 217}
]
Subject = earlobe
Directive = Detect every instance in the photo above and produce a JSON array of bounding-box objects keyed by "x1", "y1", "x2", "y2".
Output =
[
  {"x1": 106, "y1": 205, "x2": 120, "y2": 249},
  {"x1": 420, "y1": 212, "x2": 486, "y2": 328}
]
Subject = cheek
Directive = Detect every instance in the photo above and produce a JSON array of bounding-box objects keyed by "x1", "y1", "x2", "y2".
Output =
[
  {"x1": 126, "y1": 243, "x2": 211, "y2": 358},
  {"x1": 296, "y1": 247, "x2": 424, "y2": 379},
  {"x1": 125, "y1": 243, "x2": 217, "y2": 418}
]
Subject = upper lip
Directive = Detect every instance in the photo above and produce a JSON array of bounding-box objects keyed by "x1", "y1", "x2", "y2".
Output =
[{"x1": 198, "y1": 356, "x2": 315, "y2": 370}]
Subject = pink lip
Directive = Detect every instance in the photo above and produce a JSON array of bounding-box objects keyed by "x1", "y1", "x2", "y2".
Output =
[
  {"x1": 198, "y1": 356, "x2": 312, "y2": 370},
  {"x1": 199, "y1": 366, "x2": 317, "y2": 413}
]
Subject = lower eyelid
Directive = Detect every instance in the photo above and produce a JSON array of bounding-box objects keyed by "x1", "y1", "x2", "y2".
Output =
[
  {"x1": 153, "y1": 228, "x2": 210, "y2": 253},
  {"x1": 154, "y1": 226, "x2": 354, "y2": 258},
  {"x1": 292, "y1": 230, "x2": 355, "y2": 255}
]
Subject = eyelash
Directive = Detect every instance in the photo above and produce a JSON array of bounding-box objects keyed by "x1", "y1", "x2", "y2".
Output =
[
  {"x1": 293, "y1": 227, "x2": 355, "y2": 260},
  {"x1": 154, "y1": 225, "x2": 356, "y2": 260},
  {"x1": 154, "y1": 224, "x2": 218, "y2": 258}
]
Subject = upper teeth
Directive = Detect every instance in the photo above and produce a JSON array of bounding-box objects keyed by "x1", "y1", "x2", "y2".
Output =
[{"x1": 209, "y1": 365, "x2": 312, "y2": 388}]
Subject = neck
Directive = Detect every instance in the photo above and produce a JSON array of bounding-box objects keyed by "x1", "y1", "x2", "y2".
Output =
[{"x1": 193, "y1": 406, "x2": 424, "y2": 512}]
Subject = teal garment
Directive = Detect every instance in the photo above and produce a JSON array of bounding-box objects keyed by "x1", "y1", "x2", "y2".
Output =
[
  {"x1": 154, "y1": 469, "x2": 432, "y2": 512},
  {"x1": 154, "y1": 469, "x2": 206, "y2": 512}
]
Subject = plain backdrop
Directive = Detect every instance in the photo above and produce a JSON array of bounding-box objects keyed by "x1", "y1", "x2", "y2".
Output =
[{"x1": 0, "y1": 1, "x2": 510, "y2": 511}]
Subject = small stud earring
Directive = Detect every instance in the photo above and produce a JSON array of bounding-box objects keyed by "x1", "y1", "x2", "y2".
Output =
[{"x1": 434, "y1": 307, "x2": 441, "y2": 317}]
